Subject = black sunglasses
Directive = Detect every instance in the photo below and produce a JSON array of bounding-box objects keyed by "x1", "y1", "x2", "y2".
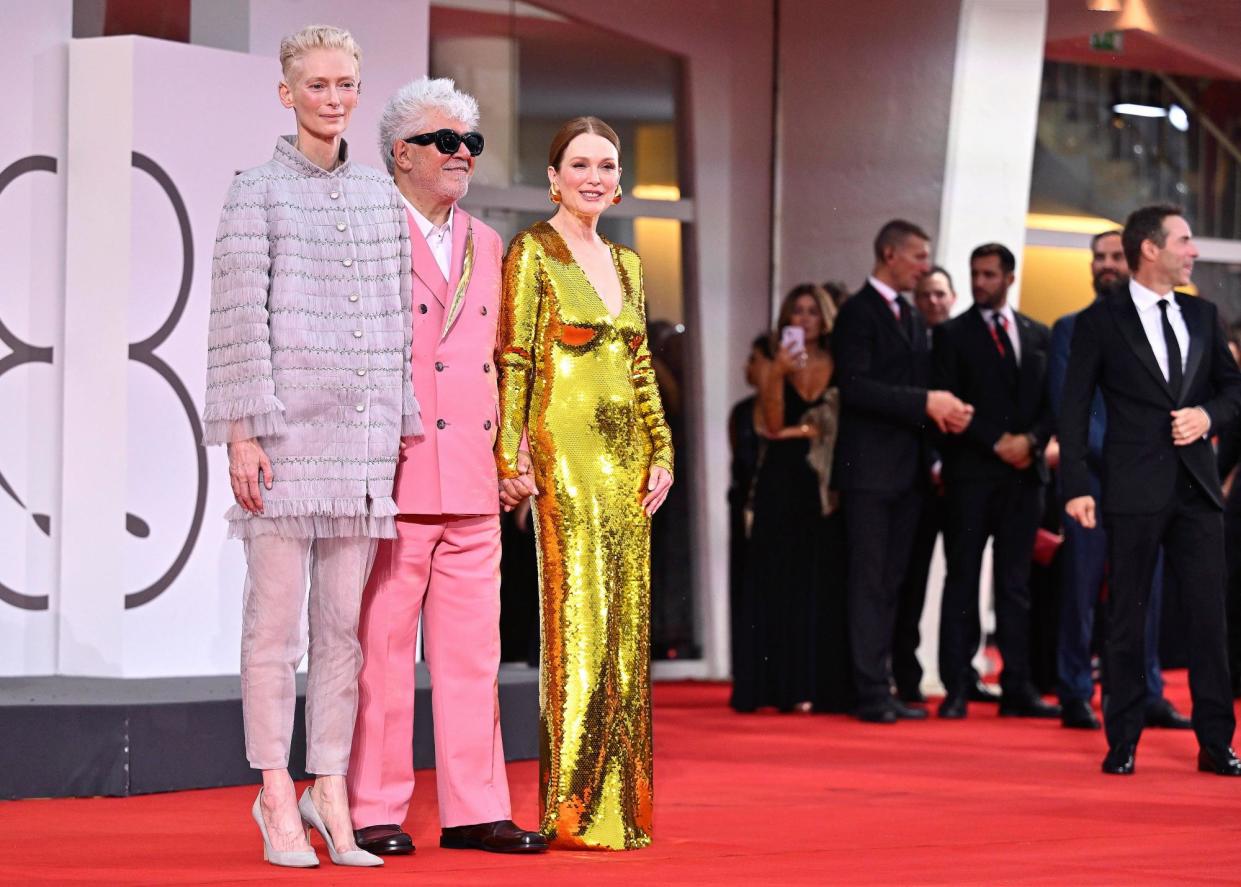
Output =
[{"x1": 400, "y1": 129, "x2": 485, "y2": 157}]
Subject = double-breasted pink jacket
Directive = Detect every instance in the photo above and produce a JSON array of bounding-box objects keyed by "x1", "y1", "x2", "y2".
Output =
[{"x1": 394, "y1": 207, "x2": 503, "y2": 516}]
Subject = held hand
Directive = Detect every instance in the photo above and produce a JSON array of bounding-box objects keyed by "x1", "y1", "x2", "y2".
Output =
[
  {"x1": 642, "y1": 466, "x2": 674, "y2": 517},
  {"x1": 1065, "y1": 495, "x2": 1096, "y2": 530},
  {"x1": 993, "y1": 432, "x2": 1033, "y2": 468},
  {"x1": 772, "y1": 344, "x2": 805, "y2": 375},
  {"x1": 927, "y1": 390, "x2": 974, "y2": 434},
  {"x1": 1171, "y1": 407, "x2": 1210, "y2": 446},
  {"x1": 500, "y1": 450, "x2": 539, "y2": 512},
  {"x1": 228, "y1": 437, "x2": 273, "y2": 514}
]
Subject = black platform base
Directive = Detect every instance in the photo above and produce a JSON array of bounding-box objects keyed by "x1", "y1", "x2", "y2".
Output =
[{"x1": 0, "y1": 663, "x2": 538, "y2": 800}]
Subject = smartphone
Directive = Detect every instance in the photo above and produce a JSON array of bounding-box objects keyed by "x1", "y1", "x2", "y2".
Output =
[{"x1": 780, "y1": 325, "x2": 806, "y2": 356}]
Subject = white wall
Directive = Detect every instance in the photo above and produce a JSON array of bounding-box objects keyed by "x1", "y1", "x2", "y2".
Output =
[{"x1": 0, "y1": 1, "x2": 72, "y2": 676}]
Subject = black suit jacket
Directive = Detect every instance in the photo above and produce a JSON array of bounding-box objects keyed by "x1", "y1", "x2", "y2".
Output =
[
  {"x1": 932, "y1": 305, "x2": 1053, "y2": 484},
  {"x1": 832, "y1": 282, "x2": 931, "y2": 492},
  {"x1": 1060, "y1": 285, "x2": 1241, "y2": 513}
]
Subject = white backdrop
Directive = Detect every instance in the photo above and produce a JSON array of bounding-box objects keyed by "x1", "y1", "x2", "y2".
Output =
[{"x1": 0, "y1": 1, "x2": 71, "y2": 676}]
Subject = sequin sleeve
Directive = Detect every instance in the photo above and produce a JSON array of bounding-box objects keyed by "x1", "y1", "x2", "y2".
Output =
[
  {"x1": 630, "y1": 259, "x2": 674, "y2": 474},
  {"x1": 495, "y1": 231, "x2": 542, "y2": 479}
]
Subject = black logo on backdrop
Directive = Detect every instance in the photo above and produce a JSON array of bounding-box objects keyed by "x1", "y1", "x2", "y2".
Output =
[{"x1": 0, "y1": 152, "x2": 208, "y2": 611}]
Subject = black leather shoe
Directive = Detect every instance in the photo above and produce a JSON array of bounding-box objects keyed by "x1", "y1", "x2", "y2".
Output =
[
  {"x1": 938, "y1": 692, "x2": 968, "y2": 719},
  {"x1": 1145, "y1": 699, "x2": 1193, "y2": 730},
  {"x1": 856, "y1": 702, "x2": 897, "y2": 723},
  {"x1": 999, "y1": 695, "x2": 1061, "y2": 719},
  {"x1": 1198, "y1": 746, "x2": 1241, "y2": 776},
  {"x1": 890, "y1": 699, "x2": 929, "y2": 720},
  {"x1": 440, "y1": 820, "x2": 548, "y2": 853},
  {"x1": 354, "y1": 824, "x2": 414, "y2": 855},
  {"x1": 1060, "y1": 698, "x2": 1101, "y2": 730},
  {"x1": 1102, "y1": 743, "x2": 1136, "y2": 775},
  {"x1": 967, "y1": 680, "x2": 1001, "y2": 704}
]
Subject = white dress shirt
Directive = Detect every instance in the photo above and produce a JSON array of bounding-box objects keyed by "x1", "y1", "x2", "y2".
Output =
[
  {"x1": 980, "y1": 303, "x2": 1021, "y2": 366},
  {"x1": 403, "y1": 196, "x2": 454, "y2": 281},
  {"x1": 867, "y1": 276, "x2": 904, "y2": 322},
  {"x1": 1129, "y1": 278, "x2": 1188, "y2": 383}
]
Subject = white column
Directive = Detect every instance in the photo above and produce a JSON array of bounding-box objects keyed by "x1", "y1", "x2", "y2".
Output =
[
  {"x1": 936, "y1": 0, "x2": 1048, "y2": 311},
  {"x1": 58, "y1": 37, "x2": 135, "y2": 675}
]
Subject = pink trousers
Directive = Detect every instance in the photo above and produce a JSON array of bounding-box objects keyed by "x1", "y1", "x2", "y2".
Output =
[
  {"x1": 240, "y1": 535, "x2": 377, "y2": 774},
  {"x1": 347, "y1": 514, "x2": 511, "y2": 828}
]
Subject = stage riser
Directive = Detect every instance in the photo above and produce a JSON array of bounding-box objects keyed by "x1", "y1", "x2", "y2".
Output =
[{"x1": 0, "y1": 672, "x2": 538, "y2": 800}]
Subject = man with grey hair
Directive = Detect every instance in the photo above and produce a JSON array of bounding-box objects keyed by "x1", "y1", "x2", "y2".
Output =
[{"x1": 347, "y1": 77, "x2": 547, "y2": 855}]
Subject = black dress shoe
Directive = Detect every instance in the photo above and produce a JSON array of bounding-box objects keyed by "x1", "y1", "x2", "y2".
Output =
[
  {"x1": 856, "y1": 702, "x2": 897, "y2": 723},
  {"x1": 440, "y1": 820, "x2": 548, "y2": 853},
  {"x1": 1145, "y1": 699, "x2": 1193, "y2": 730},
  {"x1": 938, "y1": 692, "x2": 968, "y2": 719},
  {"x1": 1060, "y1": 698, "x2": 1101, "y2": 730},
  {"x1": 354, "y1": 824, "x2": 414, "y2": 855},
  {"x1": 967, "y1": 680, "x2": 1001, "y2": 704},
  {"x1": 1198, "y1": 746, "x2": 1241, "y2": 776},
  {"x1": 1102, "y1": 743, "x2": 1136, "y2": 775},
  {"x1": 890, "y1": 699, "x2": 928, "y2": 720},
  {"x1": 999, "y1": 695, "x2": 1061, "y2": 719}
]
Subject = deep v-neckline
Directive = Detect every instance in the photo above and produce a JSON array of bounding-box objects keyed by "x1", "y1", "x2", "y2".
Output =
[{"x1": 544, "y1": 222, "x2": 626, "y2": 321}]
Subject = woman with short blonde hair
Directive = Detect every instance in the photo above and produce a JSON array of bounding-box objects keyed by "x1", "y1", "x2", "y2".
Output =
[{"x1": 204, "y1": 24, "x2": 415, "y2": 868}]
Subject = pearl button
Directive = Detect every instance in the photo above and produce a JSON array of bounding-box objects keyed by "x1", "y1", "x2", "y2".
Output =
[
  {"x1": 355, "y1": 404, "x2": 365, "y2": 412},
  {"x1": 356, "y1": 369, "x2": 366, "y2": 377},
  {"x1": 436, "y1": 419, "x2": 446, "y2": 430},
  {"x1": 353, "y1": 330, "x2": 363, "y2": 338},
  {"x1": 330, "y1": 191, "x2": 340, "y2": 199},
  {"x1": 349, "y1": 294, "x2": 359, "y2": 303},
  {"x1": 337, "y1": 222, "x2": 347, "y2": 232},
  {"x1": 343, "y1": 258, "x2": 353, "y2": 267}
]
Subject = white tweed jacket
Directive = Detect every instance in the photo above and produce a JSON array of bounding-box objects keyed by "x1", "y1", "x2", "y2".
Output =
[{"x1": 203, "y1": 136, "x2": 421, "y2": 539}]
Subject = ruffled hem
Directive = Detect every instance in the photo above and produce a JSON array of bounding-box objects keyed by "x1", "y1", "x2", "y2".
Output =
[
  {"x1": 224, "y1": 496, "x2": 398, "y2": 539},
  {"x1": 401, "y1": 411, "x2": 424, "y2": 437},
  {"x1": 202, "y1": 395, "x2": 288, "y2": 446}
]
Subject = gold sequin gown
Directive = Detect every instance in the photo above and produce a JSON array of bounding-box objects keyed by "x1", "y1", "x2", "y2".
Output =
[{"x1": 495, "y1": 221, "x2": 674, "y2": 850}]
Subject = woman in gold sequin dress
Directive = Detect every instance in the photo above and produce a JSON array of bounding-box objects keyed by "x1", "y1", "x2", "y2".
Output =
[{"x1": 494, "y1": 117, "x2": 674, "y2": 851}]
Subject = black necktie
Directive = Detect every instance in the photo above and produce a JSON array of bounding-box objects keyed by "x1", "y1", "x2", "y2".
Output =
[
  {"x1": 1158, "y1": 299, "x2": 1183, "y2": 400},
  {"x1": 992, "y1": 314, "x2": 1018, "y2": 376},
  {"x1": 896, "y1": 297, "x2": 911, "y2": 338}
]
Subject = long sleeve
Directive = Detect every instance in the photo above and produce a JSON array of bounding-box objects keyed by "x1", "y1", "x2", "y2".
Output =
[
  {"x1": 932, "y1": 325, "x2": 1003, "y2": 449},
  {"x1": 1201, "y1": 301, "x2": 1241, "y2": 433},
  {"x1": 1059, "y1": 308, "x2": 1104, "y2": 501},
  {"x1": 495, "y1": 232, "x2": 541, "y2": 479},
  {"x1": 396, "y1": 205, "x2": 423, "y2": 436},
  {"x1": 1050, "y1": 314, "x2": 1105, "y2": 465},
  {"x1": 631, "y1": 262, "x2": 674, "y2": 474},
  {"x1": 202, "y1": 175, "x2": 286, "y2": 445},
  {"x1": 833, "y1": 300, "x2": 927, "y2": 428}
]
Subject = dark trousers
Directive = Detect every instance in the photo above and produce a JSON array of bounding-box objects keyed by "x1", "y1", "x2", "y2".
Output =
[
  {"x1": 939, "y1": 471, "x2": 1043, "y2": 698},
  {"x1": 893, "y1": 490, "x2": 944, "y2": 697},
  {"x1": 1057, "y1": 470, "x2": 1165, "y2": 705},
  {"x1": 844, "y1": 488, "x2": 923, "y2": 707},
  {"x1": 1102, "y1": 465, "x2": 1235, "y2": 750}
]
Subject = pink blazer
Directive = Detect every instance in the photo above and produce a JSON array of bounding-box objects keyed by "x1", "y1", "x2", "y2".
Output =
[{"x1": 392, "y1": 207, "x2": 503, "y2": 516}]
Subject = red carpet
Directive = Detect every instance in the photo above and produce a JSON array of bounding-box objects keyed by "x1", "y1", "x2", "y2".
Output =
[{"x1": 2, "y1": 675, "x2": 1240, "y2": 885}]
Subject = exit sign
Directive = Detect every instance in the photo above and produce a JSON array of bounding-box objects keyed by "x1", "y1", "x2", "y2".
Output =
[{"x1": 1090, "y1": 31, "x2": 1124, "y2": 52}]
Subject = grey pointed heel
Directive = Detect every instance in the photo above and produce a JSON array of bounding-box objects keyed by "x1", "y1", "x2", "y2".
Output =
[
  {"x1": 252, "y1": 790, "x2": 319, "y2": 868},
  {"x1": 298, "y1": 787, "x2": 384, "y2": 867}
]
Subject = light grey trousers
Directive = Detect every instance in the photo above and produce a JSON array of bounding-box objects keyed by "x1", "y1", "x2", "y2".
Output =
[{"x1": 240, "y1": 535, "x2": 377, "y2": 774}]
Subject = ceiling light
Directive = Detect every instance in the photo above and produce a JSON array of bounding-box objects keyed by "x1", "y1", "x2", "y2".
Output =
[
  {"x1": 1112, "y1": 102, "x2": 1166, "y2": 118},
  {"x1": 1168, "y1": 104, "x2": 1189, "y2": 132}
]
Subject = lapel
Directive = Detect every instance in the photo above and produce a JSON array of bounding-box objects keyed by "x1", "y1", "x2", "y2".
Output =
[
  {"x1": 446, "y1": 206, "x2": 471, "y2": 306},
  {"x1": 968, "y1": 306, "x2": 1014, "y2": 377},
  {"x1": 1177, "y1": 291, "x2": 1206, "y2": 401},
  {"x1": 407, "y1": 209, "x2": 448, "y2": 306},
  {"x1": 1014, "y1": 312, "x2": 1040, "y2": 400},
  {"x1": 1109, "y1": 289, "x2": 1174, "y2": 401},
  {"x1": 865, "y1": 284, "x2": 909, "y2": 346}
]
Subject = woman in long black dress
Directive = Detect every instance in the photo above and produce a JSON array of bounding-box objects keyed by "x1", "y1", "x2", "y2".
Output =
[{"x1": 731, "y1": 284, "x2": 851, "y2": 712}]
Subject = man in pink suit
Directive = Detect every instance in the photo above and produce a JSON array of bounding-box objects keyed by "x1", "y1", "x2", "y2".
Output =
[{"x1": 347, "y1": 78, "x2": 546, "y2": 856}]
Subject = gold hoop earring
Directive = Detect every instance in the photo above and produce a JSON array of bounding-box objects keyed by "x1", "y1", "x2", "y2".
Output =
[
  {"x1": 549, "y1": 184, "x2": 561, "y2": 205},
  {"x1": 612, "y1": 184, "x2": 623, "y2": 205}
]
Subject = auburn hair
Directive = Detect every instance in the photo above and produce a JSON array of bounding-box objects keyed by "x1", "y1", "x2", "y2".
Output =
[{"x1": 548, "y1": 116, "x2": 620, "y2": 169}]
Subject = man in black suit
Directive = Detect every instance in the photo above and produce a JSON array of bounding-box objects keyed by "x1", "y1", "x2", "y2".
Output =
[
  {"x1": 834, "y1": 220, "x2": 973, "y2": 723},
  {"x1": 1061, "y1": 204, "x2": 1241, "y2": 775},
  {"x1": 932, "y1": 243, "x2": 1059, "y2": 720}
]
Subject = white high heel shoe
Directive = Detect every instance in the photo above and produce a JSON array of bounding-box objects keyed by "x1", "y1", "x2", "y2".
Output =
[
  {"x1": 298, "y1": 787, "x2": 384, "y2": 867},
  {"x1": 252, "y1": 790, "x2": 319, "y2": 868}
]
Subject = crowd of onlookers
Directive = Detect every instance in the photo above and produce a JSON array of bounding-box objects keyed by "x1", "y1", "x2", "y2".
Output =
[{"x1": 727, "y1": 214, "x2": 1241, "y2": 734}]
